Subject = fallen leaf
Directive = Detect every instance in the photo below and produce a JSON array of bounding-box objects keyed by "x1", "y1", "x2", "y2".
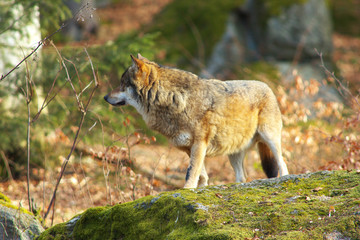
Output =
[
  {"x1": 215, "y1": 193, "x2": 223, "y2": 199},
  {"x1": 312, "y1": 187, "x2": 323, "y2": 192},
  {"x1": 329, "y1": 206, "x2": 336, "y2": 217}
]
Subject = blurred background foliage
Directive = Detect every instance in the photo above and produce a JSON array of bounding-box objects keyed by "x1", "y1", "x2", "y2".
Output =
[
  {"x1": 0, "y1": 0, "x2": 359, "y2": 181},
  {"x1": 148, "y1": 0, "x2": 313, "y2": 69}
]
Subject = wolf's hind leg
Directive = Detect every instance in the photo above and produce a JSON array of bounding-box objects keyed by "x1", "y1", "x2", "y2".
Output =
[
  {"x1": 228, "y1": 151, "x2": 247, "y2": 183},
  {"x1": 198, "y1": 164, "x2": 208, "y2": 187}
]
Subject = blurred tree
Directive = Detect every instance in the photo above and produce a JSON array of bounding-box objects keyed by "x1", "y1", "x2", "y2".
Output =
[{"x1": 0, "y1": 0, "x2": 72, "y2": 180}]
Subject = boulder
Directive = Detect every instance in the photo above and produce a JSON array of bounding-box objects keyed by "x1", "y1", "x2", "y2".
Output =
[
  {"x1": 266, "y1": 0, "x2": 333, "y2": 61},
  {"x1": 0, "y1": 193, "x2": 44, "y2": 240},
  {"x1": 204, "y1": 0, "x2": 342, "y2": 108},
  {"x1": 37, "y1": 171, "x2": 360, "y2": 239},
  {"x1": 204, "y1": 0, "x2": 333, "y2": 70}
]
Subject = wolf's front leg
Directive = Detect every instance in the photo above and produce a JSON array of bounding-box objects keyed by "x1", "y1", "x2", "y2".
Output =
[
  {"x1": 198, "y1": 165, "x2": 209, "y2": 187},
  {"x1": 184, "y1": 142, "x2": 207, "y2": 188}
]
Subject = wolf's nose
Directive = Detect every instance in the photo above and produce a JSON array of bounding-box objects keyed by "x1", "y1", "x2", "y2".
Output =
[{"x1": 104, "y1": 94, "x2": 109, "y2": 102}]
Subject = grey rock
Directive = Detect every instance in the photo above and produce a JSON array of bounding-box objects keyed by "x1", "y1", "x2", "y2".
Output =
[
  {"x1": 324, "y1": 230, "x2": 351, "y2": 240},
  {"x1": 266, "y1": 0, "x2": 333, "y2": 61},
  {"x1": 204, "y1": 0, "x2": 342, "y2": 107},
  {"x1": 203, "y1": 13, "x2": 250, "y2": 78},
  {"x1": 0, "y1": 205, "x2": 44, "y2": 240}
]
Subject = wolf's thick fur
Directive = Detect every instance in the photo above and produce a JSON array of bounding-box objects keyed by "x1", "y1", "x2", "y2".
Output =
[{"x1": 104, "y1": 54, "x2": 289, "y2": 188}]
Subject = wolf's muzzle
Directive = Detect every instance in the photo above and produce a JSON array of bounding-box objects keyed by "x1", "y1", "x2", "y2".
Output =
[{"x1": 104, "y1": 94, "x2": 126, "y2": 106}]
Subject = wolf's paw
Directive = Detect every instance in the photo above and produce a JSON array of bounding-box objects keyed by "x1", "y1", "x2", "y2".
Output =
[{"x1": 183, "y1": 182, "x2": 197, "y2": 189}]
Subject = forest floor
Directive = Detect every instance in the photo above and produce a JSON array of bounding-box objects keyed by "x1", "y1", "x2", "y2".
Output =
[{"x1": 1, "y1": 0, "x2": 359, "y2": 227}]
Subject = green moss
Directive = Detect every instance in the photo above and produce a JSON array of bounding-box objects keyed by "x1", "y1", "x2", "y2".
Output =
[
  {"x1": 36, "y1": 222, "x2": 68, "y2": 240},
  {"x1": 38, "y1": 171, "x2": 360, "y2": 239},
  {"x1": 260, "y1": 0, "x2": 309, "y2": 16},
  {"x1": 0, "y1": 192, "x2": 10, "y2": 202},
  {"x1": 0, "y1": 192, "x2": 33, "y2": 215}
]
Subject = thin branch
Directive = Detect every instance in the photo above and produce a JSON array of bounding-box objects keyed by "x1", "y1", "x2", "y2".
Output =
[
  {"x1": 50, "y1": 194, "x2": 56, "y2": 227},
  {"x1": 0, "y1": 1, "x2": 95, "y2": 82},
  {"x1": 0, "y1": 11, "x2": 26, "y2": 35},
  {"x1": 44, "y1": 82, "x2": 97, "y2": 220},
  {"x1": 315, "y1": 48, "x2": 360, "y2": 108},
  {"x1": 44, "y1": 49, "x2": 99, "y2": 221},
  {"x1": 186, "y1": 17, "x2": 205, "y2": 67},
  {"x1": 50, "y1": 41, "x2": 84, "y2": 111},
  {"x1": 64, "y1": 58, "x2": 83, "y2": 92},
  {"x1": 0, "y1": 1, "x2": 38, "y2": 35},
  {"x1": 0, "y1": 25, "x2": 64, "y2": 82},
  {"x1": 32, "y1": 68, "x2": 62, "y2": 122},
  {"x1": 24, "y1": 58, "x2": 33, "y2": 213},
  {"x1": 75, "y1": 144, "x2": 183, "y2": 188},
  {"x1": 79, "y1": 153, "x2": 94, "y2": 206},
  {"x1": 84, "y1": 48, "x2": 98, "y2": 86},
  {"x1": 0, "y1": 151, "x2": 13, "y2": 181}
]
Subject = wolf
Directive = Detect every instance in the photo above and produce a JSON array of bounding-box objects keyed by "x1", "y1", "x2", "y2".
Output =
[{"x1": 104, "y1": 54, "x2": 289, "y2": 188}]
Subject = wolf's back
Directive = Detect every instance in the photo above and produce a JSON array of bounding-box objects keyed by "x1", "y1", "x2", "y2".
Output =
[{"x1": 223, "y1": 80, "x2": 280, "y2": 111}]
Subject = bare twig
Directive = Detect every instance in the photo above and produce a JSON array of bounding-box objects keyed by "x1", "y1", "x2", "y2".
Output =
[
  {"x1": 0, "y1": 1, "x2": 37, "y2": 36},
  {"x1": 42, "y1": 156, "x2": 46, "y2": 224},
  {"x1": 32, "y1": 58, "x2": 72, "y2": 122},
  {"x1": 64, "y1": 58, "x2": 83, "y2": 88},
  {"x1": 76, "y1": 144, "x2": 183, "y2": 188},
  {"x1": 0, "y1": 1, "x2": 95, "y2": 82},
  {"x1": 0, "y1": 151, "x2": 13, "y2": 181},
  {"x1": 0, "y1": 10, "x2": 26, "y2": 36},
  {"x1": 186, "y1": 17, "x2": 205, "y2": 66},
  {"x1": 79, "y1": 153, "x2": 94, "y2": 206},
  {"x1": 84, "y1": 47, "x2": 98, "y2": 86},
  {"x1": 31, "y1": 69, "x2": 61, "y2": 122},
  {"x1": 315, "y1": 48, "x2": 360, "y2": 108},
  {"x1": 103, "y1": 150, "x2": 112, "y2": 204},
  {"x1": 24, "y1": 59, "x2": 33, "y2": 213},
  {"x1": 44, "y1": 49, "x2": 99, "y2": 221},
  {"x1": 50, "y1": 41, "x2": 84, "y2": 111},
  {"x1": 0, "y1": 25, "x2": 63, "y2": 82},
  {"x1": 291, "y1": 28, "x2": 310, "y2": 67},
  {"x1": 50, "y1": 194, "x2": 56, "y2": 227}
]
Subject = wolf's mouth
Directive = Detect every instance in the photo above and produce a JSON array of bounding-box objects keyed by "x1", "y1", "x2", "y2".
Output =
[
  {"x1": 113, "y1": 101, "x2": 126, "y2": 106},
  {"x1": 104, "y1": 95, "x2": 126, "y2": 106}
]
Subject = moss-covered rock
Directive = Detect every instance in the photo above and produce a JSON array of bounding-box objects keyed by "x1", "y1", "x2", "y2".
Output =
[
  {"x1": 0, "y1": 192, "x2": 44, "y2": 239},
  {"x1": 37, "y1": 170, "x2": 360, "y2": 239},
  {"x1": 0, "y1": 191, "x2": 11, "y2": 202}
]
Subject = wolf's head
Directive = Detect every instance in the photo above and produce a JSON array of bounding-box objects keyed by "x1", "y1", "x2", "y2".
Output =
[{"x1": 104, "y1": 54, "x2": 159, "y2": 110}]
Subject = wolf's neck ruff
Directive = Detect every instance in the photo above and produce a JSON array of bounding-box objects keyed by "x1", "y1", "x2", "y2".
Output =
[{"x1": 104, "y1": 54, "x2": 289, "y2": 188}]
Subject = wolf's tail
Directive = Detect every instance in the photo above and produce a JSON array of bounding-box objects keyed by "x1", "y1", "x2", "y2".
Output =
[{"x1": 258, "y1": 142, "x2": 278, "y2": 178}]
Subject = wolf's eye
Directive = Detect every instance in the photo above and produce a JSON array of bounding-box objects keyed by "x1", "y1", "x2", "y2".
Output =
[{"x1": 129, "y1": 69, "x2": 136, "y2": 79}]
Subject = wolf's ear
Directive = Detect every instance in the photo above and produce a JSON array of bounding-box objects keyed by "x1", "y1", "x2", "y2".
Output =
[
  {"x1": 130, "y1": 54, "x2": 147, "y2": 72},
  {"x1": 130, "y1": 54, "x2": 151, "y2": 85},
  {"x1": 137, "y1": 53, "x2": 149, "y2": 61}
]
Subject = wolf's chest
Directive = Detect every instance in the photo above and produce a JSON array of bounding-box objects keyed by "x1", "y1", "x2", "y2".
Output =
[{"x1": 171, "y1": 132, "x2": 193, "y2": 147}]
